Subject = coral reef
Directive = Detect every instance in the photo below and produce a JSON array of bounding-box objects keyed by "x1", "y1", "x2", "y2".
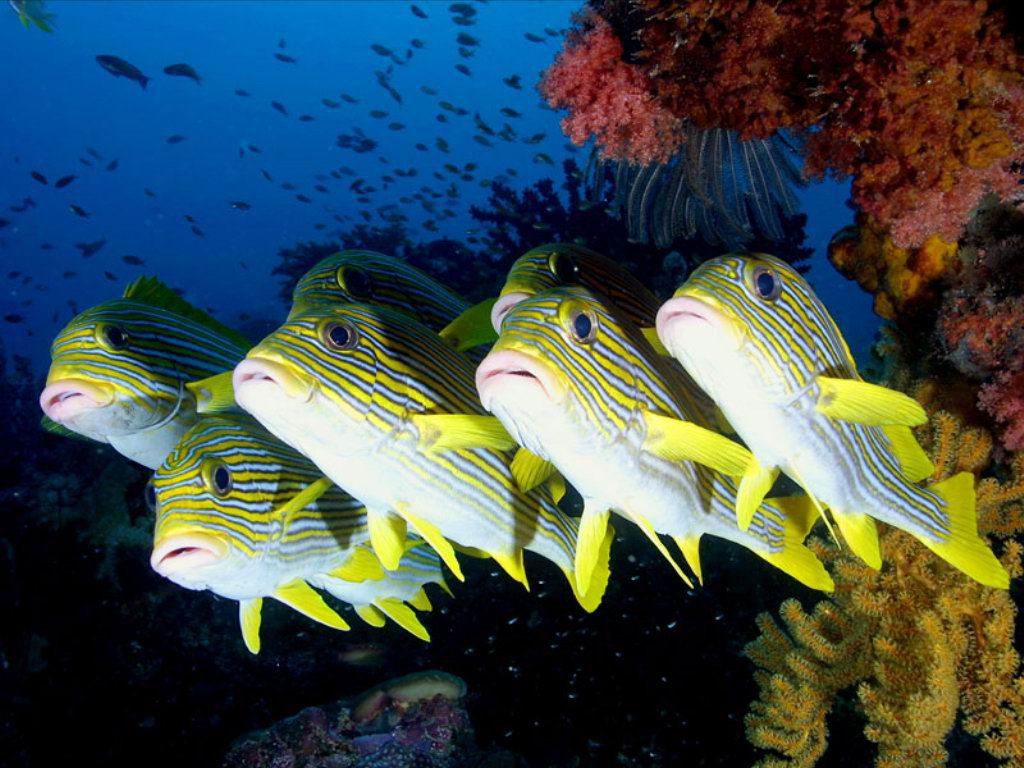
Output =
[{"x1": 744, "y1": 407, "x2": 1024, "y2": 767}]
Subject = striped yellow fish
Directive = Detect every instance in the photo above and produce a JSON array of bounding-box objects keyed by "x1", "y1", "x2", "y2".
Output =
[
  {"x1": 151, "y1": 414, "x2": 447, "y2": 652},
  {"x1": 656, "y1": 253, "x2": 1007, "y2": 587},
  {"x1": 475, "y1": 285, "x2": 834, "y2": 592},
  {"x1": 231, "y1": 302, "x2": 611, "y2": 610},
  {"x1": 39, "y1": 277, "x2": 250, "y2": 468}
]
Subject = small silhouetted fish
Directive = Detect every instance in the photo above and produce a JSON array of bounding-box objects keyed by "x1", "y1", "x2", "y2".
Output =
[
  {"x1": 503, "y1": 75, "x2": 522, "y2": 89},
  {"x1": 456, "y1": 33, "x2": 478, "y2": 46},
  {"x1": 322, "y1": 98, "x2": 339, "y2": 108},
  {"x1": 75, "y1": 239, "x2": 106, "y2": 258},
  {"x1": 281, "y1": 181, "x2": 297, "y2": 191},
  {"x1": 436, "y1": 137, "x2": 450, "y2": 152},
  {"x1": 298, "y1": 114, "x2": 315, "y2": 122},
  {"x1": 420, "y1": 86, "x2": 438, "y2": 96},
  {"x1": 69, "y1": 204, "x2": 89, "y2": 218},
  {"x1": 235, "y1": 89, "x2": 251, "y2": 97},
  {"x1": 164, "y1": 63, "x2": 201, "y2": 83},
  {"x1": 533, "y1": 152, "x2": 554, "y2": 165},
  {"x1": 79, "y1": 157, "x2": 93, "y2": 167},
  {"x1": 247, "y1": 144, "x2": 261, "y2": 154},
  {"x1": 122, "y1": 254, "x2": 144, "y2": 265},
  {"x1": 437, "y1": 114, "x2": 448, "y2": 123},
  {"x1": 106, "y1": 159, "x2": 119, "y2": 171},
  {"x1": 96, "y1": 55, "x2": 151, "y2": 89},
  {"x1": 39, "y1": 241, "x2": 52, "y2": 249},
  {"x1": 473, "y1": 135, "x2": 493, "y2": 147},
  {"x1": 4, "y1": 314, "x2": 24, "y2": 323},
  {"x1": 410, "y1": 4, "x2": 427, "y2": 18},
  {"x1": 274, "y1": 53, "x2": 298, "y2": 64},
  {"x1": 458, "y1": 47, "x2": 474, "y2": 59},
  {"x1": 62, "y1": 271, "x2": 76, "y2": 278},
  {"x1": 295, "y1": 194, "x2": 312, "y2": 203},
  {"x1": 230, "y1": 201, "x2": 251, "y2": 210},
  {"x1": 314, "y1": 184, "x2": 328, "y2": 194},
  {"x1": 455, "y1": 64, "x2": 471, "y2": 76},
  {"x1": 388, "y1": 122, "x2": 405, "y2": 130},
  {"x1": 144, "y1": 188, "x2": 156, "y2": 197},
  {"x1": 452, "y1": 16, "x2": 474, "y2": 26},
  {"x1": 340, "y1": 93, "x2": 358, "y2": 103},
  {"x1": 55, "y1": 175, "x2": 76, "y2": 188},
  {"x1": 370, "y1": 109, "x2": 388, "y2": 118},
  {"x1": 545, "y1": 27, "x2": 559, "y2": 37},
  {"x1": 0, "y1": 218, "x2": 8, "y2": 229},
  {"x1": 314, "y1": 223, "x2": 326, "y2": 230},
  {"x1": 260, "y1": 169, "x2": 273, "y2": 182},
  {"x1": 525, "y1": 33, "x2": 545, "y2": 43},
  {"x1": 500, "y1": 107, "x2": 521, "y2": 118},
  {"x1": 104, "y1": 271, "x2": 117, "y2": 281},
  {"x1": 191, "y1": 225, "x2": 204, "y2": 237},
  {"x1": 524, "y1": 132, "x2": 546, "y2": 144},
  {"x1": 415, "y1": 143, "x2": 427, "y2": 151},
  {"x1": 86, "y1": 146, "x2": 103, "y2": 160},
  {"x1": 166, "y1": 134, "x2": 186, "y2": 144},
  {"x1": 271, "y1": 101, "x2": 288, "y2": 116},
  {"x1": 30, "y1": 171, "x2": 47, "y2": 185},
  {"x1": 370, "y1": 44, "x2": 392, "y2": 56},
  {"x1": 411, "y1": 38, "x2": 425, "y2": 48}
]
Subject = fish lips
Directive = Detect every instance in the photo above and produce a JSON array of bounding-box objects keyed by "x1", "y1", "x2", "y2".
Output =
[
  {"x1": 39, "y1": 377, "x2": 115, "y2": 422},
  {"x1": 476, "y1": 347, "x2": 564, "y2": 412},
  {"x1": 490, "y1": 291, "x2": 530, "y2": 334},
  {"x1": 655, "y1": 293, "x2": 743, "y2": 356},
  {"x1": 151, "y1": 531, "x2": 228, "y2": 582},
  {"x1": 233, "y1": 357, "x2": 316, "y2": 407}
]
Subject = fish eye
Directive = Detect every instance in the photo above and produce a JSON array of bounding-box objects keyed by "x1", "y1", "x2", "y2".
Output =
[
  {"x1": 97, "y1": 323, "x2": 129, "y2": 350},
  {"x1": 336, "y1": 265, "x2": 372, "y2": 298},
  {"x1": 205, "y1": 462, "x2": 232, "y2": 496},
  {"x1": 322, "y1": 320, "x2": 359, "y2": 351},
  {"x1": 569, "y1": 310, "x2": 597, "y2": 344},
  {"x1": 144, "y1": 480, "x2": 157, "y2": 512},
  {"x1": 548, "y1": 252, "x2": 580, "y2": 285},
  {"x1": 750, "y1": 267, "x2": 781, "y2": 302}
]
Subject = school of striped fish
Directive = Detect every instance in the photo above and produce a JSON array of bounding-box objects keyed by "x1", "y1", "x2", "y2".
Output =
[{"x1": 38, "y1": 243, "x2": 1009, "y2": 654}]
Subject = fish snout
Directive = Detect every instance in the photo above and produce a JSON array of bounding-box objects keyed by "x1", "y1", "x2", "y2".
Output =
[
  {"x1": 656, "y1": 295, "x2": 739, "y2": 353},
  {"x1": 233, "y1": 357, "x2": 314, "y2": 404},
  {"x1": 151, "y1": 532, "x2": 227, "y2": 578},
  {"x1": 476, "y1": 348, "x2": 562, "y2": 410},
  {"x1": 490, "y1": 292, "x2": 530, "y2": 333},
  {"x1": 39, "y1": 378, "x2": 114, "y2": 422}
]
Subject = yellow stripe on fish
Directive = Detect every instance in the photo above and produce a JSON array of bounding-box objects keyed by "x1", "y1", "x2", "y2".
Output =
[
  {"x1": 232, "y1": 302, "x2": 610, "y2": 611},
  {"x1": 476, "y1": 285, "x2": 833, "y2": 592},
  {"x1": 656, "y1": 253, "x2": 1007, "y2": 588},
  {"x1": 150, "y1": 413, "x2": 448, "y2": 652}
]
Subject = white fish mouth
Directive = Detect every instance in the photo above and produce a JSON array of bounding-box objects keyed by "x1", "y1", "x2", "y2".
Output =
[
  {"x1": 656, "y1": 295, "x2": 739, "y2": 353},
  {"x1": 490, "y1": 291, "x2": 530, "y2": 333},
  {"x1": 234, "y1": 357, "x2": 314, "y2": 404},
  {"x1": 39, "y1": 378, "x2": 113, "y2": 422},
  {"x1": 150, "y1": 532, "x2": 227, "y2": 578},
  {"x1": 476, "y1": 348, "x2": 561, "y2": 411}
]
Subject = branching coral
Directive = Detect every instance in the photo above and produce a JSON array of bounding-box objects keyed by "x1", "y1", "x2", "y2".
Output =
[{"x1": 745, "y1": 408, "x2": 1024, "y2": 767}]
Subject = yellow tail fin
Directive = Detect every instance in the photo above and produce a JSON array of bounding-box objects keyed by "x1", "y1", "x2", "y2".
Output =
[
  {"x1": 756, "y1": 496, "x2": 835, "y2": 592},
  {"x1": 918, "y1": 472, "x2": 1008, "y2": 588}
]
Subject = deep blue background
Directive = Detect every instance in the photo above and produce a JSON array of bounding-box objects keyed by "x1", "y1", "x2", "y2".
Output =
[{"x1": 0, "y1": 0, "x2": 876, "y2": 371}]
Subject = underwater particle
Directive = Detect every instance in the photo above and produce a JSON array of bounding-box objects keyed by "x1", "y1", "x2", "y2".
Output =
[
  {"x1": 273, "y1": 52, "x2": 297, "y2": 64},
  {"x1": 163, "y1": 63, "x2": 201, "y2": 84},
  {"x1": 270, "y1": 100, "x2": 288, "y2": 116},
  {"x1": 165, "y1": 134, "x2": 186, "y2": 144},
  {"x1": 95, "y1": 55, "x2": 150, "y2": 89},
  {"x1": 68, "y1": 204, "x2": 89, "y2": 218},
  {"x1": 30, "y1": 171, "x2": 47, "y2": 184},
  {"x1": 229, "y1": 201, "x2": 251, "y2": 211},
  {"x1": 54, "y1": 174, "x2": 75, "y2": 188}
]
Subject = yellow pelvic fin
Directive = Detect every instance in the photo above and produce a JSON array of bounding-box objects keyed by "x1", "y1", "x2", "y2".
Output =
[
  {"x1": 354, "y1": 603, "x2": 387, "y2": 628},
  {"x1": 375, "y1": 598, "x2": 431, "y2": 642},
  {"x1": 737, "y1": 460, "x2": 779, "y2": 532},
  {"x1": 186, "y1": 371, "x2": 237, "y2": 414},
  {"x1": 272, "y1": 580, "x2": 350, "y2": 631},
  {"x1": 329, "y1": 545, "x2": 386, "y2": 583},
  {"x1": 919, "y1": 472, "x2": 1009, "y2": 588},
  {"x1": 367, "y1": 510, "x2": 408, "y2": 570},
  {"x1": 408, "y1": 587, "x2": 433, "y2": 612},
  {"x1": 491, "y1": 548, "x2": 529, "y2": 590},
  {"x1": 569, "y1": 520, "x2": 614, "y2": 613},
  {"x1": 756, "y1": 495, "x2": 836, "y2": 592},
  {"x1": 411, "y1": 413, "x2": 516, "y2": 452},
  {"x1": 438, "y1": 297, "x2": 499, "y2": 351},
  {"x1": 881, "y1": 424, "x2": 936, "y2": 482},
  {"x1": 575, "y1": 503, "x2": 611, "y2": 598},
  {"x1": 631, "y1": 512, "x2": 695, "y2": 588},
  {"x1": 274, "y1": 475, "x2": 335, "y2": 527},
  {"x1": 832, "y1": 512, "x2": 882, "y2": 570},
  {"x1": 786, "y1": 465, "x2": 841, "y2": 547},
  {"x1": 548, "y1": 474, "x2": 567, "y2": 503},
  {"x1": 640, "y1": 326, "x2": 669, "y2": 355},
  {"x1": 815, "y1": 376, "x2": 927, "y2": 427},
  {"x1": 672, "y1": 535, "x2": 703, "y2": 586},
  {"x1": 400, "y1": 507, "x2": 464, "y2": 582},
  {"x1": 511, "y1": 448, "x2": 558, "y2": 493},
  {"x1": 239, "y1": 598, "x2": 263, "y2": 655},
  {"x1": 642, "y1": 411, "x2": 752, "y2": 476}
]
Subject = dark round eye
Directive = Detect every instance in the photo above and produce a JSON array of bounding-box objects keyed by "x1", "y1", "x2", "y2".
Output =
[
  {"x1": 211, "y1": 464, "x2": 232, "y2": 496},
  {"x1": 338, "y1": 266, "x2": 372, "y2": 298},
  {"x1": 752, "y1": 268, "x2": 780, "y2": 301},
  {"x1": 322, "y1": 320, "x2": 358, "y2": 350},
  {"x1": 571, "y1": 311, "x2": 595, "y2": 343},
  {"x1": 549, "y1": 252, "x2": 579, "y2": 285},
  {"x1": 144, "y1": 480, "x2": 157, "y2": 512},
  {"x1": 102, "y1": 324, "x2": 128, "y2": 349}
]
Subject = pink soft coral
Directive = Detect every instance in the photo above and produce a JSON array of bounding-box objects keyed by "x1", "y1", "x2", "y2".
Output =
[
  {"x1": 540, "y1": 13, "x2": 683, "y2": 166},
  {"x1": 979, "y1": 371, "x2": 1024, "y2": 451}
]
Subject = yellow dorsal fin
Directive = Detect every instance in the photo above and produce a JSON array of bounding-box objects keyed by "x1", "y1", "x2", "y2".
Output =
[
  {"x1": 631, "y1": 512, "x2": 695, "y2": 588},
  {"x1": 881, "y1": 424, "x2": 935, "y2": 482},
  {"x1": 123, "y1": 276, "x2": 253, "y2": 350},
  {"x1": 329, "y1": 545, "x2": 386, "y2": 582},
  {"x1": 354, "y1": 603, "x2": 387, "y2": 628},
  {"x1": 408, "y1": 587, "x2": 433, "y2": 612},
  {"x1": 367, "y1": 510, "x2": 408, "y2": 570},
  {"x1": 438, "y1": 297, "x2": 499, "y2": 351},
  {"x1": 411, "y1": 414, "x2": 516, "y2": 452},
  {"x1": 511, "y1": 448, "x2": 558, "y2": 492},
  {"x1": 815, "y1": 377, "x2": 927, "y2": 427},
  {"x1": 275, "y1": 476, "x2": 335, "y2": 527},
  {"x1": 737, "y1": 461, "x2": 779, "y2": 531},
  {"x1": 491, "y1": 548, "x2": 529, "y2": 589},
  {"x1": 574, "y1": 503, "x2": 611, "y2": 597},
  {"x1": 642, "y1": 411, "x2": 752, "y2": 476},
  {"x1": 186, "y1": 371, "x2": 237, "y2": 414},
  {"x1": 400, "y1": 506, "x2": 464, "y2": 581},
  {"x1": 569, "y1": 520, "x2": 614, "y2": 612},
  {"x1": 239, "y1": 598, "x2": 263, "y2": 654},
  {"x1": 375, "y1": 598, "x2": 431, "y2": 642},
  {"x1": 918, "y1": 472, "x2": 1008, "y2": 588},
  {"x1": 754, "y1": 496, "x2": 835, "y2": 591},
  {"x1": 640, "y1": 326, "x2": 669, "y2": 355},
  {"x1": 272, "y1": 580, "x2": 350, "y2": 630},
  {"x1": 673, "y1": 535, "x2": 703, "y2": 585}
]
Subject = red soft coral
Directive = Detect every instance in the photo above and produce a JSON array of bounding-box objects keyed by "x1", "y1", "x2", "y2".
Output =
[{"x1": 979, "y1": 371, "x2": 1024, "y2": 452}]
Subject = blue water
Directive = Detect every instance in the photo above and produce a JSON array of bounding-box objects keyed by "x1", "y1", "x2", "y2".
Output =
[{"x1": 0, "y1": 0, "x2": 876, "y2": 372}]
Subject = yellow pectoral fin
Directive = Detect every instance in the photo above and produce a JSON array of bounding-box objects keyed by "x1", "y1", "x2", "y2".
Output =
[
  {"x1": 631, "y1": 513, "x2": 694, "y2": 588},
  {"x1": 400, "y1": 507, "x2": 464, "y2": 582},
  {"x1": 815, "y1": 377, "x2": 927, "y2": 427},
  {"x1": 375, "y1": 598, "x2": 431, "y2": 642},
  {"x1": 642, "y1": 411, "x2": 752, "y2": 476},
  {"x1": 737, "y1": 462, "x2": 779, "y2": 531},
  {"x1": 672, "y1": 535, "x2": 703, "y2": 586},
  {"x1": 273, "y1": 476, "x2": 334, "y2": 527},
  {"x1": 239, "y1": 598, "x2": 263, "y2": 655},
  {"x1": 881, "y1": 424, "x2": 935, "y2": 482},
  {"x1": 186, "y1": 371, "x2": 237, "y2": 414},
  {"x1": 354, "y1": 603, "x2": 387, "y2": 628},
  {"x1": 408, "y1": 587, "x2": 432, "y2": 612},
  {"x1": 490, "y1": 548, "x2": 529, "y2": 590},
  {"x1": 438, "y1": 298, "x2": 499, "y2": 351},
  {"x1": 368, "y1": 510, "x2": 408, "y2": 570},
  {"x1": 575, "y1": 503, "x2": 611, "y2": 598},
  {"x1": 511, "y1": 448, "x2": 558, "y2": 493},
  {"x1": 411, "y1": 414, "x2": 516, "y2": 452},
  {"x1": 640, "y1": 326, "x2": 669, "y2": 355},
  {"x1": 272, "y1": 580, "x2": 350, "y2": 631},
  {"x1": 329, "y1": 545, "x2": 386, "y2": 583}
]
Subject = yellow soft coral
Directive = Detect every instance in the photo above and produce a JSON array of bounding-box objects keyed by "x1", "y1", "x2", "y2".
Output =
[{"x1": 745, "y1": 409, "x2": 1024, "y2": 767}]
